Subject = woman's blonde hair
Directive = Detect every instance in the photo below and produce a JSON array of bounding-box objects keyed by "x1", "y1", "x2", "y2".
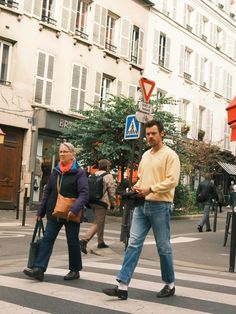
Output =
[{"x1": 60, "y1": 142, "x2": 75, "y2": 154}]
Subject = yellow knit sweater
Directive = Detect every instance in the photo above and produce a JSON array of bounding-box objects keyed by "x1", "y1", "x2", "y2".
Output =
[{"x1": 134, "y1": 145, "x2": 180, "y2": 202}]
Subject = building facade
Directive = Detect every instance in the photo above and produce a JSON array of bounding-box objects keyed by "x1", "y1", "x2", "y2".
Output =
[{"x1": 0, "y1": 0, "x2": 236, "y2": 209}]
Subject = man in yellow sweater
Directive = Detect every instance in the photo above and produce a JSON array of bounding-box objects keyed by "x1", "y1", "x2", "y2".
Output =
[{"x1": 103, "y1": 119, "x2": 180, "y2": 300}]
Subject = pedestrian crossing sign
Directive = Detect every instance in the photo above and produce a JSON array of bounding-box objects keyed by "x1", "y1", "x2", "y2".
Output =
[{"x1": 124, "y1": 114, "x2": 140, "y2": 140}]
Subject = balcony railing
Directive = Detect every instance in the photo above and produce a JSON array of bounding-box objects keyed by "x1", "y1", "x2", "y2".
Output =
[
  {"x1": 0, "y1": 79, "x2": 11, "y2": 86},
  {"x1": 105, "y1": 42, "x2": 117, "y2": 53},
  {"x1": 158, "y1": 59, "x2": 165, "y2": 67},
  {"x1": 0, "y1": 0, "x2": 19, "y2": 9},
  {"x1": 131, "y1": 54, "x2": 138, "y2": 64},
  {"x1": 186, "y1": 24, "x2": 192, "y2": 32},
  {"x1": 202, "y1": 35, "x2": 207, "y2": 42},
  {"x1": 184, "y1": 72, "x2": 191, "y2": 81},
  {"x1": 75, "y1": 29, "x2": 89, "y2": 40},
  {"x1": 41, "y1": 15, "x2": 57, "y2": 26}
]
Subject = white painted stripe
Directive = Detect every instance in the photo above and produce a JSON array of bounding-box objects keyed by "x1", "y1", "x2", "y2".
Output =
[
  {"x1": 0, "y1": 275, "x2": 207, "y2": 314},
  {"x1": 83, "y1": 261, "x2": 236, "y2": 288},
  {"x1": 47, "y1": 268, "x2": 236, "y2": 307},
  {"x1": 0, "y1": 223, "x2": 30, "y2": 227},
  {"x1": 145, "y1": 237, "x2": 201, "y2": 245},
  {"x1": 0, "y1": 300, "x2": 50, "y2": 313}
]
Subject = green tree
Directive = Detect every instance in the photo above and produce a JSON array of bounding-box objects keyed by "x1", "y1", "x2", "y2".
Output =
[{"x1": 63, "y1": 95, "x2": 180, "y2": 182}]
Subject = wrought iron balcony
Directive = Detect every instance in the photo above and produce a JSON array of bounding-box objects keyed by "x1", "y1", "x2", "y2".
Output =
[
  {"x1": 75, "y1": 29, "x2": 89, "y2": 40},
  {"x1": 202, "y1": 35, "x2": 207, "y2": 42},
  {"x1": 184, "y1": 72, "x2": 191, "y2": 81},
  {"x1": 131, "y1": 54, "x2": 138, "y2": 64},
  {"x1": 105, "y1": 42, "x2": 117, "y2": 53},
  {"x1": 0, "y1": 0, "x2": 19, "y2": 9},
  {"x1": 41, "y1": 15, "x2": 57, "y2": 26},
  {"x1": 186, "y1": 24, "x2": 192, "y2": 32}
]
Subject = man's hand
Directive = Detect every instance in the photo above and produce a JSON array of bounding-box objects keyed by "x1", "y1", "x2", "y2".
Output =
[
  {"x1": 134, "y1": 187, "x2": 151, "y2": 197},
  {"x1": 67, "y1": 211, "x2": 76, "y2": 221}
]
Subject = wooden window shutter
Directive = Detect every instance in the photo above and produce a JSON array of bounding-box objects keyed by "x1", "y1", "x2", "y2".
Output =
[
  {"x1": 191, "y1": 104, "x2": 199, "y2": 139},
  {"x1": 45, "y1": 82, "x2": 52, "y2": 105},
  {"x1": 94, "y1": 72, "x2": 102, "y2": 103},
  {"x1": 165, "y1": 37, "x2": 171, "y2": 68},
  {"x1": 120, "y1": 18, "x2": 131, "y2": 59},
  {"x1": 152, "y1": 29, "x2": 160, "y2": 63},
  {"x1": 99, "y1": 8, "x2": 107, "y2": 47},
  {"x1": 179, "y1": 45, "x2": 185, "y2": 75},
  {"x1": 35, "y1": 79, "x2": 44, "y2": 103},
  {"x1": 47, "y1": 55, "x2": 54, "y2": 80},
  {"x1": 93, "y1": 4, "x2": 101, "y2": 45},
  {"x1": 37, "y1": 52, "x2": 46, "y2": 77},
  {"x1": 208, "y1": 62, "x2": 213, "y2": 90},
  {"x1": 70, "y1": 64, "x2": 80, "y2": 110},
  {"x1": 137, "y1": 29, "x2": 144, "y2": 66},
  {"x1": 117, "y1": 80, "x2": 122, "y2": 96},
  {"x1": 199, "y1": 57, "x2": 204, "y2": 86},
  {"x1": 194, "y1": 53, "x2": 199, "y2": 83},
  {"x1": 128, "y1": 85, "x2": 136, "y2": 99},
  {"x1": 70, "y1": 0, "x2": 78, "y2": 33},
  {"x1": 23, "y1": 1, "x2": 33, "y2": 14},
  {"x1": 61, "y1": 0, "x2": 70, "y2": 30},
  {"x1": 79, "y1": 67, "x2": 87, "y2": 110},
  {"x1": 33, "y1": 0, "x2": 43, "y2": 18}
]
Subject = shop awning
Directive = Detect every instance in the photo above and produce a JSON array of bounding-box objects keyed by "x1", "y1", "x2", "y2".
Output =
[{"x1": 218, "y1": 161, "x2": 236, "y2": 175}]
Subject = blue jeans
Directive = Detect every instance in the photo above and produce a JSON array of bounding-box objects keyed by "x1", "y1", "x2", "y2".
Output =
[
  {"x1": 35, "y1": 218, "x2": 82, "y2": 272},
  {"x1": 117, "y1": 201, "x2": 174, "y2": 285}
]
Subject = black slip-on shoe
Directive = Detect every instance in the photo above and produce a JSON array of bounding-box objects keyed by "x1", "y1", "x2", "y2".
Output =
[
  {"x1": 64, "y1": 270, "x2": 80, "y2": 280},
  {"x1": 23, "y1": 267, "x2": 44, "y2": 281},
  {"x1": 97, "y1": 242, "x2": 109, "y2": 249},
  {"x1": 157, "y1": 285, "x2": 175, "y2": 298},
  {"x1": 206, "y1": 229, "x2": 212, "y2": 232},
  {"x1": 79, "y1": 240, "x2": 88, "y2": 254},
  {"x1": 103, "y1": 286, "x2": 128, "y2": 300}
]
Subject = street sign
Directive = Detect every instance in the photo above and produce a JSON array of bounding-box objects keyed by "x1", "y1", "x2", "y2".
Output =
[
  {"x1": 124, "y1": 114, "x2": 141, "y2": 140},
  {"x1": 139, "y1": 77, "x2": 155, "y2": 103},
  {"x1": 138, "y1": 102, "x2": 153, "y2": 114},
  {"x1": 135, "y1": 111, "x2": 153, "y2": 124}
]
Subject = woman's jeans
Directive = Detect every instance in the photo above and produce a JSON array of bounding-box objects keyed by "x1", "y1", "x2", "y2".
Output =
[
  {"x1": 35, "y1": 218, "x2": 82, "y2": 272},
  {"x1": 117, "y1": 201, "x2": 174, "y2": 285}
]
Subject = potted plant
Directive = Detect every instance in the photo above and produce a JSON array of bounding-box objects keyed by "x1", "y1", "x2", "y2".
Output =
[
  {"x1": 198, "y1": 129, "x2": 205, "y2": 141},
  {"x1": 181, "y1": 124, "x2": 190, "y2": 136}
]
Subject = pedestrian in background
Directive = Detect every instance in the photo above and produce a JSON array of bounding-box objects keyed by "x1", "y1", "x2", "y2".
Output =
[
  {"x1": 226, "y1": 181, "x2": 234, "y2": 208},
  {"x1": 197, "y1": 173, "x2": 218, "y2": 232},
  {"x1": 80, "y1": 159, "x2": 116, "y2": 254},
  {"x1": 216, "y1": 184, "x2": 225, "y2": 213},
  {"x1": 23, "y1": 142, "x2": 89, "y2": 281},
  {"x1": 103, "y1": 119, "x2": 180, "y2": 300}
]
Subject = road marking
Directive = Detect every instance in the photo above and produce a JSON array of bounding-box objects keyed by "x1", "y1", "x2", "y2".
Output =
[
  {"x1": 0, "y1": 300, "x2": 50, "y2": 313},
  {"x1": 0, "y1": 231, "x2": 25, "y2": 238}
]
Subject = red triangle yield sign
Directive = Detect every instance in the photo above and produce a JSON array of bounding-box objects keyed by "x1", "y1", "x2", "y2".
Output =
[{"x1": 139, "y1": 77, "x2": 155, "y2": 102}]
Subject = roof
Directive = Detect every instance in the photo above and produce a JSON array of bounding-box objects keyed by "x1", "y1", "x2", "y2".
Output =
[{"x1": 218, "y1": 161, "x2": 236, "y2": 175}]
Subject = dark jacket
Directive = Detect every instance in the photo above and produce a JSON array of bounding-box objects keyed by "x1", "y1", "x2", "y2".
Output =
[
  {"x1": 37, "y1": 161, "x2": 89, "y2": 219},
  {"x1": 196, "y1": 180, "x2": 218, "y2": 203}
]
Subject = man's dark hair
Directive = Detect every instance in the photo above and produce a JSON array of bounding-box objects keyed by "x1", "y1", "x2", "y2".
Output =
[
  {"x1": 144, "y1": 120, "x2": 164, "y2": 133},
  {"x1": 98, "y1": 159, "x2": 111, "y2": 171}
]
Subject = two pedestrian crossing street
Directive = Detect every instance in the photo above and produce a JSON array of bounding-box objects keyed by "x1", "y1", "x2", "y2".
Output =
[{"x1": 0, "y1": 258, "x2": 236, "y2": 314}]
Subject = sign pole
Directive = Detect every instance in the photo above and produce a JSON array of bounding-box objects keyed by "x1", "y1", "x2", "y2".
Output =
[{"x1": 129, "y1": 141, "x2": 135, "y2": 189}]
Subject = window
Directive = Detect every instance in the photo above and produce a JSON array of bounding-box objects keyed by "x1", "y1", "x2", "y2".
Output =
[
  {"x1": 41, "y1": 0, "x2": 56, "y2": 25},
  {"x1": 70, "y1": 64, "x2": 87, "y2": 111},
  {"x1": 101, "y1": 75, "x2": 112, "y2": 102},
  {"x1": 0, "y1": 40, "x2": 11, "y2": 85},
  {"x1": 0, "y1": 0, "x2": 18, "y2": 9},
  {"x1": 226, "y1": 73, "x2": 232, "y2": 100},
  {"x1": 105, "y1": 12, "x2": 118, "y2": 53},
  {"x1": 130, "y1": 26, "x2": 144, "y2": 65},
  {"x1": 34, "y1": 51, "x2": 54, "y2": 105},
  {"x1": 200, "y1": 57, "x2": 208, "y2": 87},
  {"x1": 184, "y1": 48, "x2": 192, "y2": 78},
  {"x1": 76, "y1": 0, "x2": 89, "y2": 39},
  {"x1": 158, "y1": 33, "x2": 170, "y2": 68},
  {"x1": 61, "y1": 0, "x2": 77, "y2": 33},
  {"x1": 128, "y1": 84, "x2": 137, "y2": 100},
  {"x1": 93, "y1": 4, "x2": 107, "y2": 47},
  {"x1": 184, "y1": 4, "x2": 194, "y2": 30},
  {"x1": 216, "y1": 26, "x2": 223, "y2": 49}
]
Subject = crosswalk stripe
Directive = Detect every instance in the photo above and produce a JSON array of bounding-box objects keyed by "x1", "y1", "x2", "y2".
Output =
[
  {"x1": 0, "y1": 275, "x2": 207, "y2": 314},
  {"x1": 46, "y1": 267, "x2": 236, "y2": 307},
  {"x1": 0, "y1": 300, "x2": 50, "y2": 313}
]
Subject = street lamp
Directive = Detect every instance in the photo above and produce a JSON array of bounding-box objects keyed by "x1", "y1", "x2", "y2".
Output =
[{"x1": 0, "y1": 128, "x2": 6, "y2": 144}]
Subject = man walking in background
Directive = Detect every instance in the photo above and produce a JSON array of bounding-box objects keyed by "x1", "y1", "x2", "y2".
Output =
[{"x1": 102, "y1": 119, "x2": 180, "y2": 300}]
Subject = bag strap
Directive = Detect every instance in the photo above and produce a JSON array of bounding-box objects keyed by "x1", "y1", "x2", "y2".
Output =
[{"x1": 31, "y1": 220, "x2": 45, "y2": 243}]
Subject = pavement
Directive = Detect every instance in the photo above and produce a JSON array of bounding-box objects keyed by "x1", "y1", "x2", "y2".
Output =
[{"x1": 0, "y1": 207, "x2": 235, "y2": 274}]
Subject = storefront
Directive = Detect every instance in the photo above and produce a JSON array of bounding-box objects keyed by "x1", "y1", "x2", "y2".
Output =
[{"x1": 30, "y1": 108, "x2": 84, "y2": 209}]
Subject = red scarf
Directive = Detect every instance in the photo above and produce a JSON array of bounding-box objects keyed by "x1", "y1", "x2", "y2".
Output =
[{"x1": 59, "y1": 160, "x2": 73, "y2": 174}]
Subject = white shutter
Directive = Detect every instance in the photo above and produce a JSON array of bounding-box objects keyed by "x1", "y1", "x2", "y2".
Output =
[
  {"x1": 222, "y1": 70, "x2": 227, "y2": 97},
  {"x1": 179, "y1": 45, "x2": 185, "y2": 75},
  {"x1": 35, "y1": 79, "x2": 44, "y2": 103},
  {"x1": 183, "y1": 4, "x2": 187, "y2": 26},
  {"x1": 214, "y1": 66, "x2": 220, "y2": 93},
  {"x1": 208, "y1": 62, "x2": 213, "y2": 90},
  {"x1": 194, "y1": 53, "x2": 199, "y2": 83},
  {"x1": 191, "y1": 104, "x2": 199, "y2": 139},
  {"x1": 128, "y1": 85, "x2": 136, "y2": 99},
  {"x1": 37, "y1": 52, "x2": 46, "y2": 77},
  {"x1": 33, "y1": 0, "x2": 43, "y2": 18},
  {"x1": 120, "y1": 18, "x2": 131, "y2": 59},
  {"x1": 138, "y1": 29, "x2": 144, "y2": 66},
  {"x1": 94, "y1": 72, "x2": 102, "y2": 103},
  {"x1": 227, "y1": 74, "x2": 232, "y2": 100},
  {"x1": 205, "y1": 109, "x2": 212, "y2": 142},
  {"x1": 234, "y1": 41, "x2": 236, "y2": 60},
  {"x1": 222, "y1": 30, "x2": 227, "y2": 52},
  {"x1": 165, "y1": 37, "x2": 171, "y2": 69},
  {"x1": 195, "y1": 12, "x2": 200, "y2": 35},
  {"x1": 70, "y1": 64, "x2": 80, "y2": 110},
  {"x1": 172, "y1": 0, "x2": 177, "y2": 20},
  {"x1": 93, "y1": 4, "x2": 101, "y2": 45},
  {"x1": 117, "y1": 80, "x2": 122, "y2": 96},
  {"x1": 45, "y1": 82, "x2": 52, "y2": 105},
  {"x1": 99, "y1": 7, "x2": 107, "y2": 47},
  {"x1": 79, "y1": 67, "x2": 87, "y2": 110},
  {"x1": 61, "y1": 0, "x2": 70, "y2": 30},
  {"x1": 152, "y1": 29, "x2": 160, "y2": 63},
  {"x1": 70, "y1": 0, "x2": 77, "y2": 33},
  {"x1": 199, "y1": 57, "x2": 204, "y2": 85},
  {"x1": 23, "y1": 0, "x2": 33, "y2": 14},
  {"x1": 47, "y1": 55, "x2": 54, "y2": 80}
]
